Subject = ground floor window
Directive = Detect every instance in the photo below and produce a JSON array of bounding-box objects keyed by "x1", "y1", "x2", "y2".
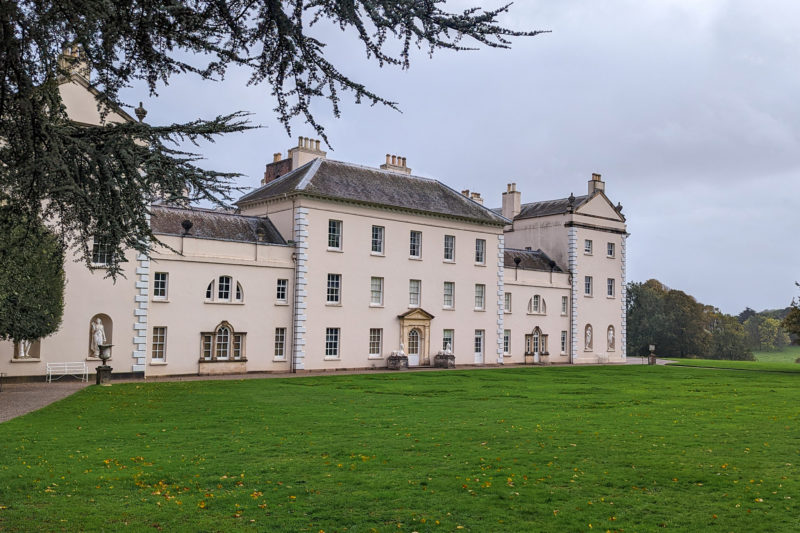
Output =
[
  {"x1": 561, "y1": 331, "x2": 568, "y2": 354},
  {"x1": 442, "y1": 329, "x2": 454, "y2": 352},
  {"x1": 503, "y1": 329, "x2": 511, "y2": 355},
  {"x1": 152, "y1": 327, "x2": 167, "y2": 361},
  {"x1": 325, "y1": 328, "x2": 340, "y2": 358},
  {"x1": 369, "y1": 328, "x2": 383, "y2": 357},
  {"x1": 275, "y1": 328, "x2": 286, "y2": 359},
  {"x1": 201, "y1": 322, "x2": 246, "y2": 361},
  {"x1": 474, "y1": 330, "x2": 484, "y2": 354}
]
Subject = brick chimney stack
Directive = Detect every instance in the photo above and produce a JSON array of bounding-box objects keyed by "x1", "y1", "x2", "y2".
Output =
[
  {"x1": 502, "y1": 182, "x2": 521, "y2": 220},
  {"x1": 380, "y1": 154, "x2": 412, "y2": 174},
  {"x1": 588, "y1": 172, "x2": 605, "y2": 195},
  {"x1": 470, "y1": 192, "x2": 484, "y2": 205}
]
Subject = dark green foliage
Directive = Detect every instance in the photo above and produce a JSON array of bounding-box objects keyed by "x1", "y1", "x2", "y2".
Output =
[
  {"x1": 626, "y1": 279, "x2": 752, "y2": 360},
  {"x1": 743, "y1": 315, "x2": 790, "y2": 352},
  {"x1": 1, "y1": 0, "x2": 543, "y2": 276},
  {"x1": 783, "y1": 285, "x2": 800, "y2": 344},
  {"x1": 737, "y1": 306, "x2": 756, "y2": 323},
  {"x1": 0, "y1": 205, "x2": 65, "y2": 345}
]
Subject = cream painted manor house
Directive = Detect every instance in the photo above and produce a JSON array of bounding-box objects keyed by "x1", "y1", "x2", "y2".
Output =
[{"x1": 0, "y1": 62, "x2": 628, "y2": 379}]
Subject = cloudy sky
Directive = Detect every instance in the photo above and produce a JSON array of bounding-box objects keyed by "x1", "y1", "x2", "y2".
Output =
[{"x1": 121, "y1": 0, "x2": 800, "y2": 315}]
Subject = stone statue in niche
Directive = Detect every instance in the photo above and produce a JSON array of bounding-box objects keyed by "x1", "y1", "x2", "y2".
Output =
[
  {"x1": 445, "y1": 343, "x2": 452, "y2": 355},
  {"x1": 585, "y1": 325, "x2": 593, "y2": 350},
  {"x1": 607, "y1": 328, "x2": 615, "y2": 350},
  {"x1": 91, "y1": 318, "x2": 106, "y2": 357}
]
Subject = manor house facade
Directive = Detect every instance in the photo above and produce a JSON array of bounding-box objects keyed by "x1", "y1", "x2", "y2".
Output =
[{"x1": 0, "y1": 62, "x2": 628, "y2": 379}]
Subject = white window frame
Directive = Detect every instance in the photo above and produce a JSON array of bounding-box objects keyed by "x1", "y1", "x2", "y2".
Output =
[
  {"x1": 443, "y1": 281, "x2": 455, "y2": 309},
  {"x1": 205, "y1": 281, "x2": 214, "y2": 300},
  {"x1": 235, "y1": 282, "x2": 244, "y2": 302},
  {"x1": 607, "y1": 242, "x2": 615, "y2": 258},
  {"x1": 585, "y1": 276, "x2": 593, "y2": 296},
  {"x1": 443, "y1": 235, "x2": 455, "y2": 262},
  {"x1": 152, "y1": 326, "x2": 167, "y2": 361},
  {"x1": 442, "y1": 329, "x2": 454, "y2": 352},
  {"x1": 370, "y1": 277, "x2": 384, "y2": 306},
  {"x1": 503, "y1": 329, "x2": 511, "y2": 355},
  {"x1": 371, "y1": 225, "x2": 385, "y2": 255},
  {"x1": 607, "y1": 278, "x2": 615, "y2": 298},
  {"x1": 561, "y1": 295, "x2": 568, "y2": 315},
  {"x1": 325, "y1": 327, "x2": 340, "y2": 358},
  {"x1": 91, "y1": 239, "x2": 113, "y2": 266},
  {"x1": 561, "y1": 330, "x2": 568, "y2": 354},
  {"x1": 409, "y1": 230, "x2": 422, "y2": 258},
  {"x1": 276, "y1": 279, "x2": 288, "y2": 303},
  {"x1": 504, "y1": 292, "x2": 512, "y2": 314},
  {"x1": 474, "y1": 330, "x2": 484, "y2": 356},
  {"x1": 327, "y1": 274, "x2": 342, "y2": 304},
  {"x1": 215, "y1": 325, "x2": 231, "y2": 360},
  {"x1": 475, "y1": 239, "x2": 486, "y2": 264},
  {"x1": 584, "y1": 239, "x2": 593, "y2": 255},
  {"x1": 153, "y1": 272, "x2": 168, "y2": 300},
  {"x1": 274, "y1": 327, "x2": 286, "y2": 359},
  {"x1": 474, "y1": 284, "x2": 485, "y2": 310},
  {"x1": 409, "y1": 279, "x2": 421, "y2": 307},
  {"x1": 328, "y1": 219, "x2": 342, "y2": 250},
  {"x1": 218, "y1": 276, "x2": 232, "y2": 301},
  {"x1": 369, "y1": 328, "x2": 383, "y2": 358}
]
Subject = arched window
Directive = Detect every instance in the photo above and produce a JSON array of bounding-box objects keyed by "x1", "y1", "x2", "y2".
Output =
[
  {"x1": 607, "y1": 325, "x2": 615, "y2": 351},
  {"x1": 205, "y1": 281, "x2": 214, "y2": 300},
  {"x1": 235, "y1": 282, "x2": 244, "y2": 302},
  {"x1": 408, "y1": 329, "x2": 420, "y2": 355},
  {"x1": 528, "y1": 295, "x2": 546, "y2": 314},
  {"x1": 216, "y1": 325, "x2": 230, "y2": 360},
  {"x1": 532, "y1": 327, "x2": 541, "y2": 354},
  {"x1": 201, "y1": 322, "x2": 246, "y2": 361}
]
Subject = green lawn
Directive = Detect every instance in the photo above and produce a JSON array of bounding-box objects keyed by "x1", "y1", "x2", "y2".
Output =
[
  {"x1": 754, "y1": 345, "x2": 800, "y2": 364},
  {"x1": 2, "y1": 366, "x2": 799, "y2": 531},
  {"x1": 665, "y1": 358, "x2": 800, "y2": 372}
]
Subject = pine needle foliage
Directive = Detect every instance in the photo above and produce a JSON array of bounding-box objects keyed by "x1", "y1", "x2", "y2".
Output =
[{"x1": 1, "y1": 0, "x2": 542, "y2": 277}]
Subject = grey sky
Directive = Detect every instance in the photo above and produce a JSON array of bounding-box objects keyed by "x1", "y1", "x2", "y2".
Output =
[{"x1": 121, "y1": 0, "x2": 800, "y2": 315}]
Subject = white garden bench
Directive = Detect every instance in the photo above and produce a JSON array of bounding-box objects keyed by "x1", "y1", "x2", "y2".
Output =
[{"x1": 46, "y1": 362, "x2": 89, "y2": 383}]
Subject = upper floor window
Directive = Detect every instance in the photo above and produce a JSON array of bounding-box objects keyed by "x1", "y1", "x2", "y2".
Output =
[
  {"x1": 370, "y1": 277, "x2": 384, "y2": 306},
  {"x1": 607, "y1": 278, "x2": 615, "y2": 298},
  {"x1": 218, "y1": 275, "x2": 232, "y2": 300},
  {"x1": 443, "y1": 281, "x2": 455, "y2": 309},
  {"x1": 205, "y1": 276, "x2": 243, "y2": 303},
  {"x1": 444, "y1": 235, "x2": 455, "y2": 261},
  {"x1": 371, "y1": 226, "x2": 384, "y2": 254},
  {"x1": 474, "y1": 284, "x2": 485, "y2": 310},
  {"x1": 475, "y1": 239, "x2": 486, "y2": 264},
  {"x1": 585, "y1": 276, "x2": 593, "y2": 296},
  {"x1": 561, "y1": 295, "x2": 568, "y2": 315},
  {"x1": 607, "y1": 242, "x2": 615, "y2": 258},
  {"x1": 91, "y1": 239, "x2": 113, "y2": 266},
  {"x1": 409, "y1": 231, "x2": 422, "y2": 258},
  {"x1": 276, "y1": 279, "x2": 288, "y2": 303},
  {"x1": 153, "y1": 272, "x2": 168, "y2": 300},
  {"x1": 328, "y1": 220, "x2": 342, "y2": 250},
  {"x1": 528, "y1": 295, "x2": 546, "y2": 314},
  {"x1": 327, "y1": 274, "x2": 341, "y2": 304},
  {"x1": 504, "y1": 292, "x2": 512, "y2": 313},
  {"x1": 409, "y1": 279, "x2": 421, "y2": 307},
  {"x1": 584, "y1": 239, "x2": 593, "y2": 255}
]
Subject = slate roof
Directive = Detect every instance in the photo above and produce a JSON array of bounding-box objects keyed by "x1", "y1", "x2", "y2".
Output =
[
  {"x1": 236, "y1": 159, "x2": 507, "y2": 225},
  {"x1": 504, "y1": 248, "x2": 564, "y2": 272},
  {"x1": 150, "y1": 205, "x2": 286, "y2": 245},
  {"x1": 516, "y1": 195, "x2": 589, "y2": 220}
]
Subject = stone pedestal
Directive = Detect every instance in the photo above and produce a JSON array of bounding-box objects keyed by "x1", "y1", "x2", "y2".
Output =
[
  {"x1": 96, "y1": 365, "x2": 113, "y2": 386},
  {"x1": 433, "y1": 352, "x2": 455, "y2": 368},
  {"x1": 648, "y1": 354, "x2": 657, "y2": 365},
  {"x1": 387, "y1": 354, "x2": 408, "y2": 370}
]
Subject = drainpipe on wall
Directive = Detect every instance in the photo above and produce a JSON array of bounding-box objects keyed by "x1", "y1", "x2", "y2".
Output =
[{"x1": 290, "y1": 197, "x2": 297, "y2": 374}]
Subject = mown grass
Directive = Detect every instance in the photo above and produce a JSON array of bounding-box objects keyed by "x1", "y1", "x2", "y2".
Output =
[
  {"x1": 754, "y1": 345, "x2": 800, "y2": 364},
  {"x1": 665, "y1": 358, "x2": 800, "y2": 373},
  {"x1": 1, "y1": 366, "x2": 799, "y2": 532}
]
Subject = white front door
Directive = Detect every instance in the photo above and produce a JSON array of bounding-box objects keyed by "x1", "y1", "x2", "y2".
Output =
[
  {"x1": 407, "y1": 329, "x2": 420, "y2": 366},
  {"x1": 474, "y1": 330, "x2": 484, "y2": 364}
]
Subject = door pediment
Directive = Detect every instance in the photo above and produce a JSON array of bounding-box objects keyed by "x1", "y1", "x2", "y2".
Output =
[{"x1": 397, "y1": 308, "x2": 435, "y2": 321}]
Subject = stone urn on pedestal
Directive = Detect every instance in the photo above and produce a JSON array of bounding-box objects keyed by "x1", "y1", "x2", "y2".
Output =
[{"x1": 96, "y1": 344, "x2": 113, "y2": 386}]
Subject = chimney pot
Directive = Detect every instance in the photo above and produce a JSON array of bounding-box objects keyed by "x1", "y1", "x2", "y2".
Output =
[
  {"x1": 385, "y1": 154, "x2": 391, "y2": 164},
  {"x1": 273, "y1": 152, "x2": 282, "y2": 163},
  {"x1": 592, "y1": 173, "x2": 602, "y2": 181},
  {"x1": 461, "y1": 189, "x2": 470, "y2": 197},
  {"x1": 298, "y1": 136, "x2": 303, "y2": 148},
  {"x1": 315, "y1": 139, "x2": 320, "y2": 151},
  {"x1": 391, "y1": 155, "x2": 397, "y2": 165}
]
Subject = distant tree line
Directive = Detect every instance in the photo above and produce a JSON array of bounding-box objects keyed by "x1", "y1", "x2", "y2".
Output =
[{"x1": 626, "y1": 279, "x2": 796, "y2": 360}]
